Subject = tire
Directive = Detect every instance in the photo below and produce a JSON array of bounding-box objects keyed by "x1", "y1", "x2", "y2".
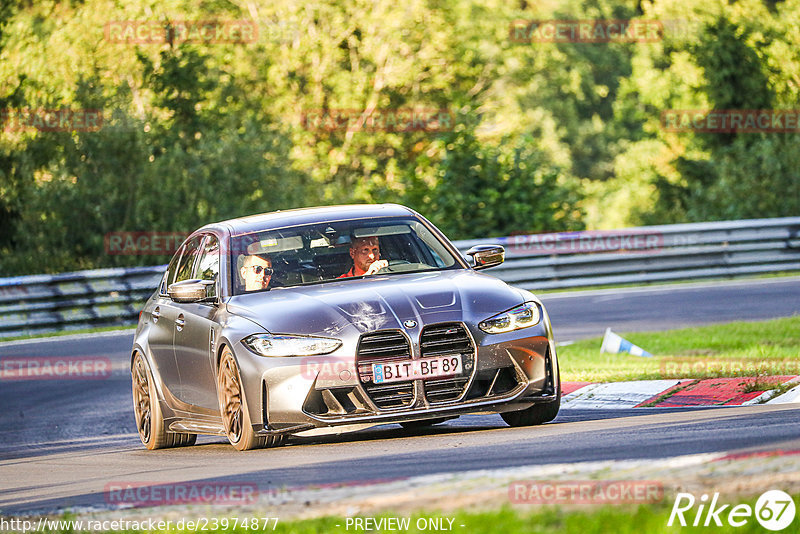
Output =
[
  {"x1": 500, "y1": 394, "x2": 560, "y2": 427},
  {"x1": 217, "y1": 347, "x2": 284, "y2": 451},
  {"x1": 501, "y1": 369, "x2": 561, "y2": 427},
  {"x1": 131, "y1": 352, "x2": 197, "y2": 449},
  {"x1": 400, "y1": 417, "x2": 450, "y2": 429}
]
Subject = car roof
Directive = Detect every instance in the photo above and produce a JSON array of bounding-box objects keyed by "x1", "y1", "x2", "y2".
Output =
[{"x1": 203, "y1": 204, "x2": 417, "y2": 236}]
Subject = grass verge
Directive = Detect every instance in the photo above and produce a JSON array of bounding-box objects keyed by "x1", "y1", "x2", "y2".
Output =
[
  {"x1": 0, "y1": 324, "x2": 135, "y2": 343},
  {"x1": 558, "y1": 316, "x2": 800, "y2": 382},
  {"x1": 264, "y1": 503, "x2": 796, "y2": 533},
  {"x1": 37, "y1": 496, "x2": 799, "y2": 533}
]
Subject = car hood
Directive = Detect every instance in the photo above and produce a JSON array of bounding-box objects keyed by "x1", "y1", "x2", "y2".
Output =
[{"x1": 225, "y1": 269, "x2": 524, "y2": 337}]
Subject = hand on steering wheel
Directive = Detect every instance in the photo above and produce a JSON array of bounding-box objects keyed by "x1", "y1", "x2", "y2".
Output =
[{"x1": 364, "y1": 260, "x2": 389, "y2": 275}]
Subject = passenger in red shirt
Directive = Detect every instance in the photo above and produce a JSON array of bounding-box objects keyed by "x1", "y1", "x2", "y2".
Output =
[{"x1": 338, "y1": 236, "x2": 388, "y2": 278}]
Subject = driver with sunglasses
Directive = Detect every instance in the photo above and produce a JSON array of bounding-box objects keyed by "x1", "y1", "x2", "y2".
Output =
[{"x1": 239, "y1": 253, "x2": 273, "y2": 291}]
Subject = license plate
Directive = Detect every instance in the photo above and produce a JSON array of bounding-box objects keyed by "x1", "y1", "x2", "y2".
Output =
[{"x1": 372, "y1": 354, "x2": 462, "y2": 384}]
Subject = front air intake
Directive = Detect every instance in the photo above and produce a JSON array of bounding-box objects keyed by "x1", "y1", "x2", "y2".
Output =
[
  {"x1": 419, "y1": 323, "x2": 474, "y2": 403},
  {"x1": 356, "y1": 330, "x2": 415, "y2": 409}
]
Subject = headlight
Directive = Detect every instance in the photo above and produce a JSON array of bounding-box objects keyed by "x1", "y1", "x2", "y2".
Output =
[
  {"x1": 242, "y1": 334, "x2": 342, "y2": 357},
  {"x1": 479, "y1": 302, "x2": 541, "y2": 334}
]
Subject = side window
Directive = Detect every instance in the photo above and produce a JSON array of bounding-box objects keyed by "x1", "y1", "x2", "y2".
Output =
[
  {"x1": 161, "y1": 244, "x2": 185, "y2": 294},
  {"x1": 195, "y1": 235, "x2": 220, "y2": 297},
  {"x1": 174, "y1": 234, "x2": 204, "y2": 284}
]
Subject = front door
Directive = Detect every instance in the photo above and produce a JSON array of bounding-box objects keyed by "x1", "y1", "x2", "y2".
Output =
[{"x1": 173, "y1": 234, "x2": 223, "y2": 411}]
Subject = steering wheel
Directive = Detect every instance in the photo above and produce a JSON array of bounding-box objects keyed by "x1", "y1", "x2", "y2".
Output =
[{"x1": 376, "y1": 259, "x2": 411, "y2": 273}]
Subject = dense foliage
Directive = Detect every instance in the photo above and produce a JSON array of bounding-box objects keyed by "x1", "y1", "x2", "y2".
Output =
[{"x1": 0, "y1": 0, "x2": 798, "y2": 274}]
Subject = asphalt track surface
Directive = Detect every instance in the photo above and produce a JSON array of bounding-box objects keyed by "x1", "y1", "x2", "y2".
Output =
[{"x1": 1, "y1": 277, "x2": 799, "y2": 515}]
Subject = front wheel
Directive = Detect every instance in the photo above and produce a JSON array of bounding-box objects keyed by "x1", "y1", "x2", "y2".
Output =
[
  {"x1": 400, "y1": 417, "x2": 451, "y2": 429},
  {"x1": 500, "y1": 394, "x2": 560, "y2": 427},
  {"x1": 217, "y1": 347, "x2": 284, "y2": 451},
  {"x1": 502, "y1": 358, "x2": 561, "y2": 427}
]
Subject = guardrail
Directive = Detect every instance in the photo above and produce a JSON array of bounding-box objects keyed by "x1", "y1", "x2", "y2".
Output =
[
  {"x1": 1, "y1": 217, "x2": 798, "y2": 339},
  {"x1": 460, "y1": 217, "x2": 800, "y2": 291},
  {"x1": 0, "y1": 266, "x2": 165, "y2": 339}
]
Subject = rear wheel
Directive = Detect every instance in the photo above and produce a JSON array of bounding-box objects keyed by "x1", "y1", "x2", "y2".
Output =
[
  {"x1": 131, "y1": 352, "x2": 197, "y2": 449},
  {"x1": 218, "y1": 347, "x2": 284, "y2": 451}
]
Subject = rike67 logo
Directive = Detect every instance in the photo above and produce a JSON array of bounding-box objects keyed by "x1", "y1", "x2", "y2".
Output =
[{"x1": 669, "y1": 490, "x2": 796, "y2": 531}]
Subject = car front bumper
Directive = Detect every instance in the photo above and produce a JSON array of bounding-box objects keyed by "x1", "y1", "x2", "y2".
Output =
[{"x1": 237, "y1": 326, "x2": 559, "y2": 436}]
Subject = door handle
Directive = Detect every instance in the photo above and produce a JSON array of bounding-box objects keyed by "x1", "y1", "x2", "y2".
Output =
[
  {"x1": 175, "y1": 314, "x2": 185, "y2": 331},
  {"x1": 152, "y1": 306, "x2": 161, "y2": 323}
]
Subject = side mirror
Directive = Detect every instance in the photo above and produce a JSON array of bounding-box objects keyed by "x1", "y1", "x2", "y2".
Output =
[
  {"x1": 466, "y1": 245, "x2": 505, "y2": 270},
  {"x1": 168, "y1": 279, "x2": 216, "y2": 303}
]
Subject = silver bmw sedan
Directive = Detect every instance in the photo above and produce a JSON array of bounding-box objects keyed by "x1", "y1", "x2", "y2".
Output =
[{"x1": 131, "y1": 204, "x2": 560, "y2": 450}]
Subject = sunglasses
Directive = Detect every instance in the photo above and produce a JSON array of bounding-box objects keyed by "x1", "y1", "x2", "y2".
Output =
[{"x1": 247, "y1": 265, "x2": 273, "y2": 276}]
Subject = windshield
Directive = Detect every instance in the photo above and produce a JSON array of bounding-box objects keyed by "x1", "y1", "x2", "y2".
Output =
[{"x1": 230, "y1": 217, "x2": 460, "y2": 294}]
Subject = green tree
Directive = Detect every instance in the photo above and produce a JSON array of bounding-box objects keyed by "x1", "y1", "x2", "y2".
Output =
[
  {"x1": 414, "y1": 129, "x2": 583, "y2": 239},
  {"x1": 614, "y1": 0, "x2": 800, "y2": 226}
]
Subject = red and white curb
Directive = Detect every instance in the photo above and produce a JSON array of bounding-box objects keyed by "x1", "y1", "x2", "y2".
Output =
[
  {"x1": 562, "y1": 376, "x2": 800, "y2": 409},
  {"x1": 767, "y1": 383, "x2": 800, "y2": 404}
]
